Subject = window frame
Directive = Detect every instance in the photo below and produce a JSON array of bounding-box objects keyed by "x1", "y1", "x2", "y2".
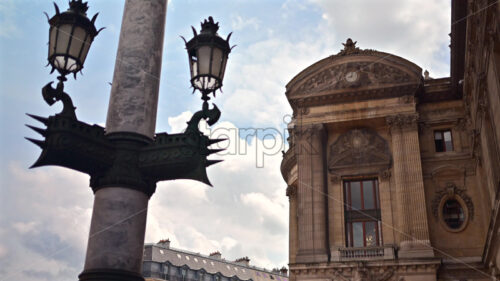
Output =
[
  {"x1": 343, "y1": 179, "x2": 382, "y2": 247},
  {"x1": 434, "y1": 129, "x2": 454, "y2": 152}
]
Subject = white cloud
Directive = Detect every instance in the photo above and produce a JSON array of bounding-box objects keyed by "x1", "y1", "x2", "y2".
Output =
[
  {"x1": 12, "y1": 221, "x2": 40, "y2": 234},
  {"x1": 231, "y1": 15, "x2": 260, "y2": 31},
  {"x1": 308, "y1": 0, "x2": 451, "y2": 77},
  {"x1": 145, "y1": 117, "x2": 288, "y2": 269}
]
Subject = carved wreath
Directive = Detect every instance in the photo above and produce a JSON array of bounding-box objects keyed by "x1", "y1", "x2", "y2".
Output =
[{"x1": 431, "y1": 182, "x2": 474, "y2": 220}]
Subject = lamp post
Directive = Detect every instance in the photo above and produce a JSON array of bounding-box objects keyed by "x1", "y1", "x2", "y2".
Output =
[{"x1": 26, "y1": 1, "x2": 232, "y2": 281}]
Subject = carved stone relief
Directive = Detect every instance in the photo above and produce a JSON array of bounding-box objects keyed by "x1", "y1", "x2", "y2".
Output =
[
  {"x1": 295, "y1": 62, "x2": 413, "y2": 95},
  {"x1": 329, "y1": 128, "x2": 391, "y2": 171},
  {"x1": 286, "y1": 185, "x2": 296, "y2": 198},
  {"x1": 386, "y1": 113, "x2": 419, "y2": 129},
  {"x1": 350, "y1": 262, "x2": 395, "y2": 281}
]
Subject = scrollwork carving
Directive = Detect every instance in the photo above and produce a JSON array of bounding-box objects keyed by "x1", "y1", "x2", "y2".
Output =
[
  {"x1": 431, "y1": 182, "x2": 474, "y2": 221},
  {"x1": 379, "y1": 169, "x2": 391, "y2": 181}
]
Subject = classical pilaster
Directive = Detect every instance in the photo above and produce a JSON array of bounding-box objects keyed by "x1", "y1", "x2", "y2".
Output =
[
  {"x1": 286, "y1": 185, "x2": 298, "y2": 264},
  {"x1": 386, "y1": 114, "x2": 433, "y2": 258},
  {"x1": 378, "y1": 169, "x2": 395, "y2": 245},
  {"x1": 294, "y1": 123, "x2": 329, "y2": 263}
]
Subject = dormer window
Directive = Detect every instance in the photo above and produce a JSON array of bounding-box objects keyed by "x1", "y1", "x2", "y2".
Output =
[{"x1": 434, "y1": 130, "x2": 453, "y2": 152}]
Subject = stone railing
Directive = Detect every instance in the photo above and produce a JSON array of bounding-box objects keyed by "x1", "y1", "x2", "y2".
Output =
[{"x1": 334, "y1": 246, "x2": 395, "y2": 261}]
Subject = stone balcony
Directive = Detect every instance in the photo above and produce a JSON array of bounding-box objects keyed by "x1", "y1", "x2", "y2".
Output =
[{"x1": 332, "y1": 246, "x2": 396, "y2": 261}]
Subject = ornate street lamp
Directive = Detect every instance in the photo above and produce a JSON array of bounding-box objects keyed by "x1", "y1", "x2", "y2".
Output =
[
  {"x1": 27, "y1": 1, "x2": 232, "y2": 280},
  {"x1": 183, "y1": 17, "x2": 233, "y2": 132},
  {"x1": 47, "y1": 0, "x2": 102, "y2": 80},
  {"x1": 183, "y1": 16, "x2": 232, "y2": 101},
  {"x1": 27, "y1": 11, "x2": 231, "y2": 189},
  {"x1": 42, "y1": 0, "x2": 102, "y2": 119}
]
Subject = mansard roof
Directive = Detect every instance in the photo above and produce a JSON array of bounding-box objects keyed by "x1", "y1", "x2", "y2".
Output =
[
  {"x1": 285, "y1": 39, "x2": 424, "y2": 108},
  {"x1": 144, "y1": 243, "x2": 288, "y2": 281}
]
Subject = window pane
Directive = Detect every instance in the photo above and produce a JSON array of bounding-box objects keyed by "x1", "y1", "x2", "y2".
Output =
[
  {"x1": 350, "y1": 182, "x2": 361, "y2": 210},
  {"x1": 346, "y1": 222, "x2": 352, "y2": 246},
  {"x1": 443, "y1": 199, "x2": 464, "y2": 229},
  {"x1": 365, "y1": 222, "x2": 377, "y2": 246},
  {"x1": 352, "y1": 222, "x2": 363, "y2": 247},
  {"x1": 444, "y1": 131, "x2": 453, "y2": 151},
  {"x1": 434, "y1": 131, "x2": 443, "y2": 140},
  {"x1": 363, "y1": 180, "x2": 375, "y2": 209}
]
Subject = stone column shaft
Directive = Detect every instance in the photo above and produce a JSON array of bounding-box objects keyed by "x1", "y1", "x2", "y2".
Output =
[
  {"x1": 389, "y1": 123, "x2": 412, "y2": 243},
  {"x1": 402, "y1": 126, "x2": 430, "y2": 242},
  {"x1": 84, "y1": 188, "x2": 149, "y2": 272},
  {"x1": 80, "y1": 1, "x2": 168, "y2": 280},
  {"x1": 287, "y1": 185, "x2": 298, "y2": 264},
  {"x1": 294, "y1": 124, "x2": 328, "y2": 263},
  {"x1": 106, "y1": 0, "x2": 167, "y2": 139},
  {"x1": 387, "y1": 114, "x2": 433, "y2": 258}
]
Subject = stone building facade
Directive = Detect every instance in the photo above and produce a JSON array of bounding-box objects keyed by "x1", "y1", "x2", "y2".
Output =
[{"x1": 280, "y1": 1, "x2": 499, "y2": 280}]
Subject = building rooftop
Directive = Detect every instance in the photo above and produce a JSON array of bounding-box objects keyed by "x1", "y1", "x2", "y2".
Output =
[{"x1": 143, "y1": 240, "x2": 288, "y2": 281}]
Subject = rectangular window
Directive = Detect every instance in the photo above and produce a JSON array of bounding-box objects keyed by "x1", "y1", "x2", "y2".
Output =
[
  {"x1": 434, "y1": 130, "x2": 453, "y2": 152},
  {"x1": 344, "y1": 179, "x2": 382, "y2": 247}
]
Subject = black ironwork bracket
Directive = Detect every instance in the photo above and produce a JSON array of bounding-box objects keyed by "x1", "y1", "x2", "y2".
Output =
[
  {"x1": 186, "y1": 100, "x2": 221, "y2": 133},
  {"x1": 42, "y1": 78, "x2": 77, "y2": 119},
  {"x1": 26, "y1": 90, "x2": 225, "y2": 197}
]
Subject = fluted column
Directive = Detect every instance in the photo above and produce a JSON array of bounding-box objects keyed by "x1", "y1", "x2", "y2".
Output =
[
  {"x1": 287, "y1": 185, "x2": 298, "y2": 264},
  {"x1": 386, "y1": 114, "x2": 433, "y2": 258},
  {"x1": 294, "y1": 123, "x2": 329, "y2": 263},
  {"x1": 387, "y1": 117, "x2": 411, "y2": 243}
]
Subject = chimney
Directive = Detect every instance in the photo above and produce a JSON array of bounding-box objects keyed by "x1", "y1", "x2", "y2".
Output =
[
  {"x1": 157, "y1": 239, "x2": 171, "y2": 248},
  {"x1": 235, "y1": 256, "x2": 250, "y2": 266},
  {"x1": 280, "y1": 267, "x2": 288, "y2": 276},
  {"x1": 209, "y1": 251, "x2": 222, "y2": 259}
]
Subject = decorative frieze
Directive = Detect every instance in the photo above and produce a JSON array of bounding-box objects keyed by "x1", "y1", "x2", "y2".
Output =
[{"x1": 386, "y1": 113, "x2": 419, "y2": 129}]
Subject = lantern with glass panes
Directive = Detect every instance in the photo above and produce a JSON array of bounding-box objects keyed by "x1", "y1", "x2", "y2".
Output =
[
  {"x1": 42, "y1": 0, "x2": 102, "y2": 118},
  {"x1": 183, "y1": 16, "x2": 232, "y2": 101},
  {"x1": 182, "y1": 17, "x2": 233, "y2": 132}
]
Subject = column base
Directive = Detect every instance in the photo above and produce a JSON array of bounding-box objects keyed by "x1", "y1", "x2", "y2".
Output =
[
  {"x1": 296, "y1": 249, "x2": 329, "y2": 263},
  {"x1": 79, "y1": 269, "x2": 145, "y2": 281},
  {"x1": 398, "y1": 240, "x2": 434, "y2": 258}
]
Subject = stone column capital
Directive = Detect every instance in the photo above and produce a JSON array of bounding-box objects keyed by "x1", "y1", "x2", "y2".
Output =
[
  {"x1": 293, "y1": 123, "x2": 326, "y2": 139},
  {"x1": 379, "y1": 169, "x2": 392, "y2": 181},
  {"x1": 386, "y1": 113, "x2": 419, "y2": 130},
  {"x1": 286, "y1": 185, "x2": 297, "y2": 198}
]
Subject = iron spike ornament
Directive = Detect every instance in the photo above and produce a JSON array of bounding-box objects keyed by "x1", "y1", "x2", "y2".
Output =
[{"x1": 26, "y1": 15, "x2": 232, "y2": 195}]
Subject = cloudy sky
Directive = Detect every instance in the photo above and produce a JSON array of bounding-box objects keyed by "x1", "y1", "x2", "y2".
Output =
[{"x1": 0, "y1": 1, "x2": 450, "y2": 280}]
